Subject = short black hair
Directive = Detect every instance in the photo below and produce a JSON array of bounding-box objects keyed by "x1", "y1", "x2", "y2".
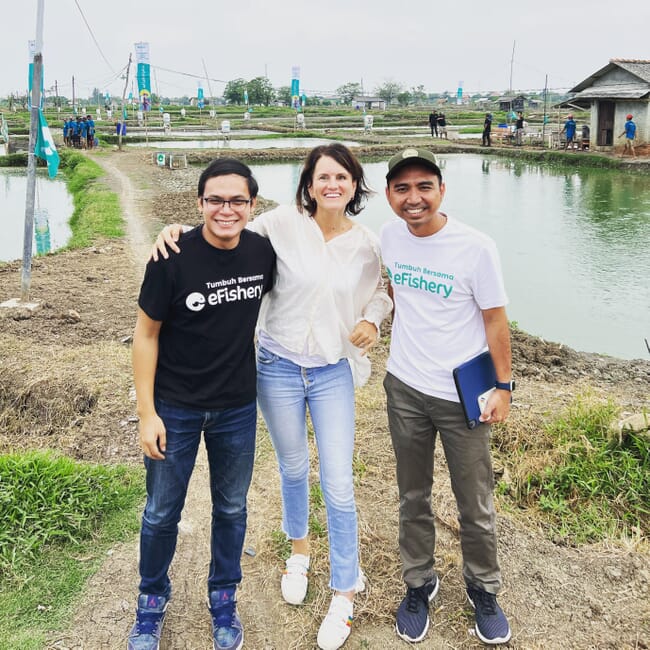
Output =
[{"x1": 197, "y1": 158, "x2": 259, "y2": 198}]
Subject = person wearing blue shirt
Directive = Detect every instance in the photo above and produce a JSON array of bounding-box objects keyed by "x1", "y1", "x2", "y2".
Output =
[
  {"x1": 562, "y1": 114, "x2": 577, "y2": 150},
  {"x1": 86, "y1": 115, "x2": 95, "y2": 149},
  {"x1": 619, "y1": 114, "x2": 637, "y2": 158},
  {"x1": 62, "y1": 119, "x2": 70, "y2": 147},
  {"x1": 79, "y1": 118, "x2": 88, "y2": 149}
]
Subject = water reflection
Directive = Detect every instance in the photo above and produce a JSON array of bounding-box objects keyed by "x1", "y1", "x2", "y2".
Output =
[
  {"x1": 251, "y1": 154, "x2": 650, "y2": 359},
  {"x1": 1, "y1": 169, "x2": 73, "y2": 262}
]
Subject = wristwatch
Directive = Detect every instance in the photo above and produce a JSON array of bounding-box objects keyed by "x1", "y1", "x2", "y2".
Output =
[{"x1": 495, "y1": 380, "x2": 515, "y2": 392}]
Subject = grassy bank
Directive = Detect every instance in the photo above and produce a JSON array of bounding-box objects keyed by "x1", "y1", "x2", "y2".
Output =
[
  {"x1": 494, "y1": 394, "x2": 649, "y2": 544},
  {"x1": 0, "y1": 451, "x2": 144, "y2": 649}
]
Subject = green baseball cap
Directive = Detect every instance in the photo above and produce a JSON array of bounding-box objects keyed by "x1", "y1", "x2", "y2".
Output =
[{"x1": 386, "y1": 148, "x2": 441, "y2": 181}]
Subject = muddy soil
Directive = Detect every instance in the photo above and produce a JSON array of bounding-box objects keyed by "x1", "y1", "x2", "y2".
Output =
[{"x1": 1, "y1": 149, "x2": 648, "y2": 649}]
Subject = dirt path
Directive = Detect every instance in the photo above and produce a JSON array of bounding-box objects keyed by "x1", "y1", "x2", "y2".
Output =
[{"x1": 39, "y1": 150, "x2": 650, "y2": 650}]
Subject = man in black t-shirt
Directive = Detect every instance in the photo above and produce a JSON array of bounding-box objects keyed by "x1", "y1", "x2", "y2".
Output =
[
  {"x1": 128, "y1": 158, "x2": 275, "y2": 650},
  {"x1": 428, "y1": 111, "x2": 439, "y2": 137}
]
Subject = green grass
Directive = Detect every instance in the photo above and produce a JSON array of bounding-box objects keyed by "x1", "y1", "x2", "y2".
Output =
[
  {"x1": 0, "y1": 451, "x2": 144, "y2": 648},
  {"x1": 60, "y1": 151, "x2": 124, "y2": 247},
  {"x1": 509, "y1": 396, "x2": 650, "y2": 544}
]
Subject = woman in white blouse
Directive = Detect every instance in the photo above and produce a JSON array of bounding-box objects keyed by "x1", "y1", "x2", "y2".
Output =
[{"x1": 152, "y1": 145, "x2": 392, "y2": 650}]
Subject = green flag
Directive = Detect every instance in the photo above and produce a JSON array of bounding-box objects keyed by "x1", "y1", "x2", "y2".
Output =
[{"x1": 35, "y1": 109, "x2": 60, "y2": 178}]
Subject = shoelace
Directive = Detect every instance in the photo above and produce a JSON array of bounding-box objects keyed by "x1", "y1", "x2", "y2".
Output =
[
  {"x1": 405, "y1": 585, "x2": 429, "y2": 613},
  {"x1": 211, "y1": 601, "x2": 236, "y2": 628},
  {"x1": 471, "y1": 589, "x2": 497, "y2": 615},
  {"x1": 135, "y1": 611, "x2": 163, "y2": 635}
]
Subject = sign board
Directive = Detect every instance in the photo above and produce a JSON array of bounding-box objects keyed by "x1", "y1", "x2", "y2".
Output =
[{"x1": 156, "y1": 152, "x2": 166, "y2": 166}]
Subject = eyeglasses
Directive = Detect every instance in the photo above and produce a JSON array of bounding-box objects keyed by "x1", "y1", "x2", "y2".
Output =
[{"x1": 202, "y1": 197, "x2": 252, "y2": 210}]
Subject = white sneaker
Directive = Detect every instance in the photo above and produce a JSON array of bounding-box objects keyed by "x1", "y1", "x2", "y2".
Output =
[
  {"x1": 281, "y1": 554, "x2": 309, "y2": 605},
  {"x1": 317, "y1": 594, "x2": 354, "y2": 650}
]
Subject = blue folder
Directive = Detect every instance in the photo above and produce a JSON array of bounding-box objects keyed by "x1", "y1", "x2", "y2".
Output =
[{"x1": 452, "y1": 351, "x2": 496, "y2": 429}]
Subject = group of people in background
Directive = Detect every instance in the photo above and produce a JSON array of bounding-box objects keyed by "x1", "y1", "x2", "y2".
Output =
[
  {"x1": 63, "y1": 115, "x2": 96, "y2": 149},
  {"x1": 428, "y1": 110, "x2": 448, "y2": 138}
]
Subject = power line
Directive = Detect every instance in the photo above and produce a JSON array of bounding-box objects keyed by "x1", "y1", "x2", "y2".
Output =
[
  {"x1": 73, "y1": 0, "x2": 116, "y2": 74},
  {"x1": 153, "y1": 65, "x2": 227, "y2": 85}
]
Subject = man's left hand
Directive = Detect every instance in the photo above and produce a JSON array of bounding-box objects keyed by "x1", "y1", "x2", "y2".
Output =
[{"x1": 479, "y1": 389, "x2": 511, "y2": 423}]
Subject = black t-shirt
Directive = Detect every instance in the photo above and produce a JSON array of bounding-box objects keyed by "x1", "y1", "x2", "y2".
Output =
[{"x1": 138, "y1": 226, "x2": 276, "y2": 410}]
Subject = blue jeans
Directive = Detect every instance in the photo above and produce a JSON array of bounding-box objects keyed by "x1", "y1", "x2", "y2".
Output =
[
  {"x1": 256, "y1": 347, "x2": 359, "y2": 592},
  {"x1": 138, "y1": 397, "x2": 257, "y2": 598}
]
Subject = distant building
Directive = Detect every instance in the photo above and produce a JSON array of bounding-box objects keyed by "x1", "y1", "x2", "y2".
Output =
[
  {"x1": 561, "y1": 59, "x2": 649, "y2": 150},
  {"x1": 498, "y1": 94, "x2": 527, "y2": 112},
  {"x1": 352, "y1": 96, "x2": 386, "y2": 111}
]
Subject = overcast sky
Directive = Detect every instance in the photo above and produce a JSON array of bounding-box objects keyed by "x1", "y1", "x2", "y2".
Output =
[{"x1": 3, "y1": 0, "x2": 650, "y2": 101}]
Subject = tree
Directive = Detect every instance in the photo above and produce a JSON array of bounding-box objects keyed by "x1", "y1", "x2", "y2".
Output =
[
  {"x1": 276, "y1": 86, "x2": 291, "y2": 106},
  {"x1": 397, "y1": 91, "x2": 411, "y2": 107},
  {"x1": 375, "y1": 80, "x2": 403, "y2": 105},
  {"x1": 410, "y1": 85, "x2": 427, "y2": 105},
  {"x1": 223, "y1": 78, "x2": 248, "y2": 105},
  {"x1": 247, "y1": 77, "x2": 275, "y2": 106},
  {"x1": 336, "y1": 82, "x2": 362, "y2": 104}
]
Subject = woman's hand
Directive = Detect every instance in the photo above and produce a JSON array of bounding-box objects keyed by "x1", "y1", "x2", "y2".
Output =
[
  {"x1": 150, "y1": 224, "x2": 184, "y2": 261},
  {"x1": 349, "y1": 320, "x2": 378, "y2": 356}
]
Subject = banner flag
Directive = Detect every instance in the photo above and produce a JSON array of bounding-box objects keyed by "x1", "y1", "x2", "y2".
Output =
[
  {"x1": 291, "y1": 66, "x2": 300, "y2": 110},
  {"x1": 27, "y1": 40, "x2": 44, "y2": 110},
  {"x1": 135, "y1": 42, "x2": 152, "y2": 111},
  {"x1": 35, "y1": 109, "x2": 60, "y2": 178},
  {"x1": 197, "y1": 85, "x2": 204, "y2": 109}
]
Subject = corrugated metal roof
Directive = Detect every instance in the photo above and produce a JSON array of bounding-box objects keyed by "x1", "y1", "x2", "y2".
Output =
[
  {"x1": 570, "y1": 60, "x2": 650, "y2": 93},
  {"x1": 572, "y1": 85, "x2": 650, "y2": 100},
  {"x1": 612, "y1": 59, "x2": 650, "y2": 83}
]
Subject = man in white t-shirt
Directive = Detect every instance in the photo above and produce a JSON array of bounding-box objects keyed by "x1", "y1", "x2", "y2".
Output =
[{"x1": 380, "y1": 148, "x2": 513, "y2": 646}]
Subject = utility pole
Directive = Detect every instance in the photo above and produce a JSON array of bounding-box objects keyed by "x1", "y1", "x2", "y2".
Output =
[
  {"x1": 118, "y1": 53, "x2": 132, "y2": 151},
  {"x1": 202, "y1": 58, "x2": 215, "y2": 117},
  {"x1": 22, "y1": 0, "x2": 44, "y2": 301},
  {"x1": 509, "y1": 41, "x2": 515, "y2": 96},
  {"x1": 72, "y1": 74, "x2": 75, "y2": 114}
]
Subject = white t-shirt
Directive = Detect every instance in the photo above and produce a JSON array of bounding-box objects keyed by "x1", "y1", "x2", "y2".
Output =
[
  {"x1": 249, "y1": 205, "x2": 392, "y2": 386},
  {"x1": 380, "y1": 215, "x2": 508, "y2": 401}
]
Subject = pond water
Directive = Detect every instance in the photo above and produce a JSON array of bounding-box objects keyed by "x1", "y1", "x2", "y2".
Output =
[
  {"x1": 1, "y1": 168, "x2": 73, "y2": 262},
  {"x1": 250, "y1": 155, "x2": 650, "y2": 360},
  {"x1": 128, "y1": 137, "x2": 361, "y2": 150}
]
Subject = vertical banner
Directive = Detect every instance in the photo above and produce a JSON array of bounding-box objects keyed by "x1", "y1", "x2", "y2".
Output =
[
  {"x1": 197, "y1": 84, "x2": 204, "y2": 109},
  {"x1": 291, "y1": 66, "x2": 300, "y2": 110},
  {"x1": 135, "y1": 42, "x2": 152, "y2": 111},
  {"x1": 457, "y1": 81, "x2": 463, "y2": 105},
  {"x1": 27, "y1": 41, "x2": 44, "y2": 110}
]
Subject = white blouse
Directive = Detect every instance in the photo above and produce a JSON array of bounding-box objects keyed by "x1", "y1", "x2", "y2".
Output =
[{"x1": 248, "y1": 205, "x2": 392, "y2": 387}]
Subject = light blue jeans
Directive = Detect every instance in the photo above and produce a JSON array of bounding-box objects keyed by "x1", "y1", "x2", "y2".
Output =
[{"x1": 256, "y1": 346, "x2": 359, "y2": 592}]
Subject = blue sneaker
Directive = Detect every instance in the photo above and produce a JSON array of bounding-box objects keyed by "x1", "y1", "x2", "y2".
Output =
[
  {"x1": 208, "y1": 588, "x2": 243, "y2": 650},
  {"x1": 127, "y1": 593, "x2": 169, "y2": 650},
  {"x1": 395, "y1": 574, "x2": 439, "y2": 643},
  {"x1": 466, "y1": 585, "x2": 511, "y2": 645}
]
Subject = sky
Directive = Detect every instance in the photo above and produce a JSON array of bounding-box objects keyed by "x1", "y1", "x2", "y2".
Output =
[{"x1": 3, "y1": 0, "x2": 650, "y2": 102}]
